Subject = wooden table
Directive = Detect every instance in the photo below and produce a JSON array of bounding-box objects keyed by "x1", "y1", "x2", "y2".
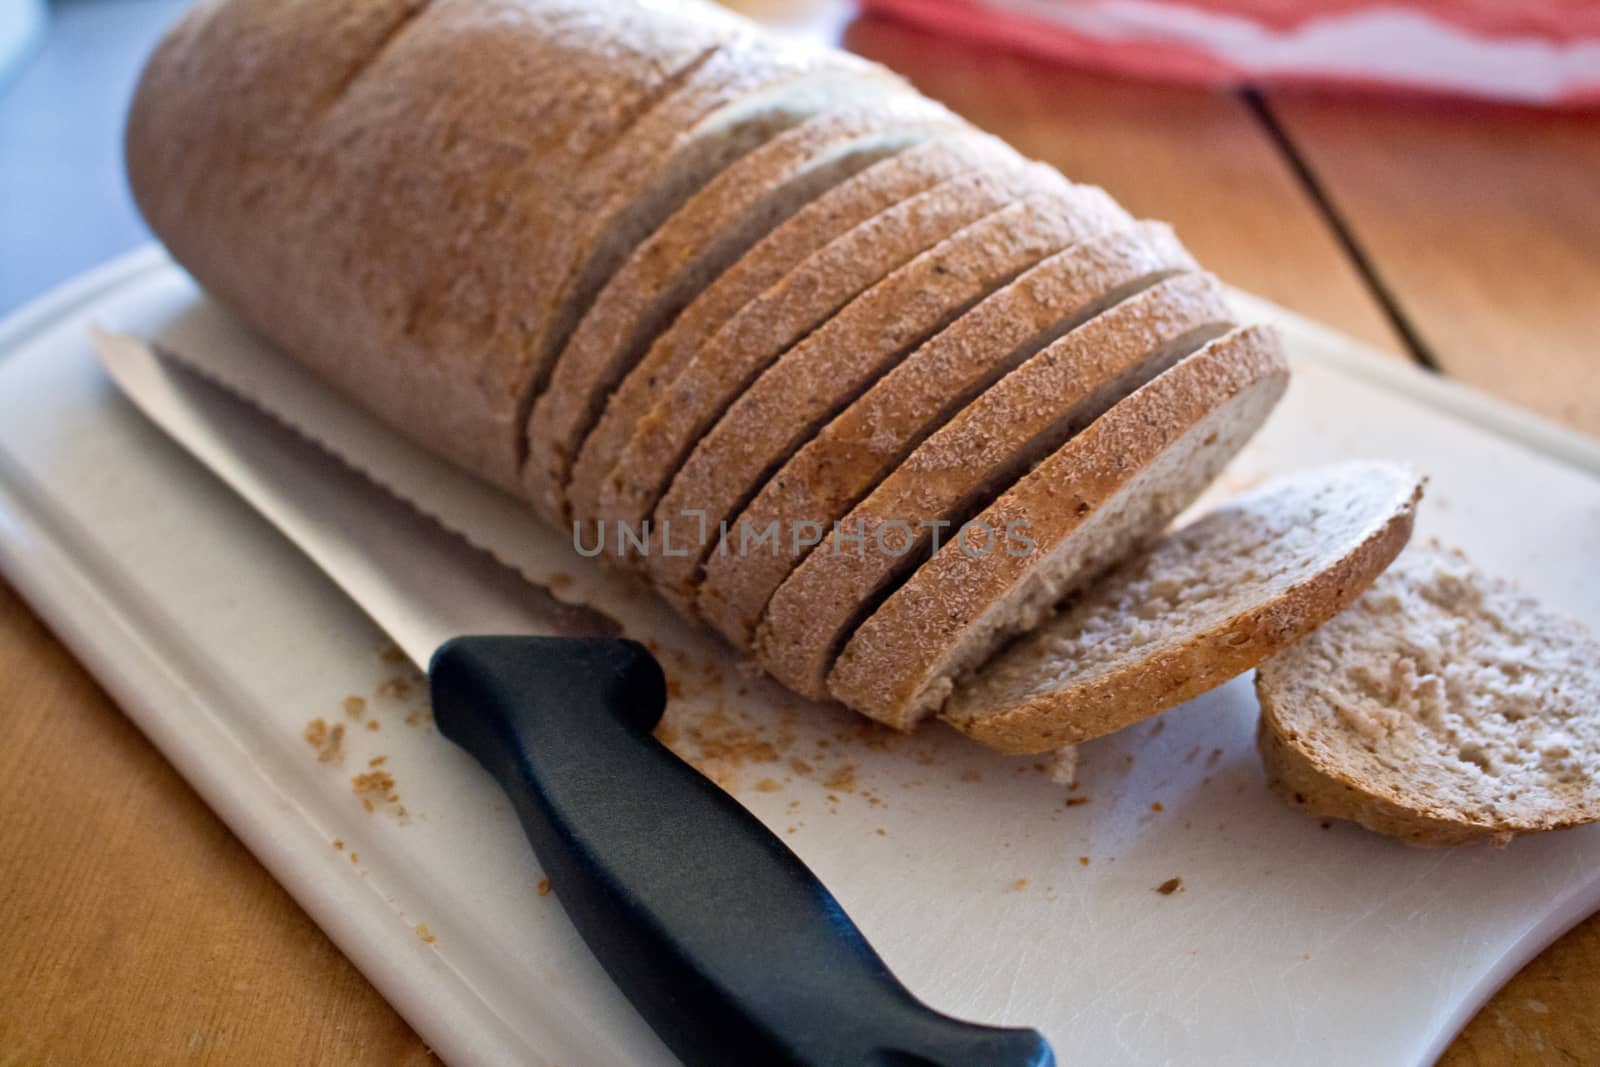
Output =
[{"x1": 3, "y1": 6, "x2": 1597, "y2": 1064}]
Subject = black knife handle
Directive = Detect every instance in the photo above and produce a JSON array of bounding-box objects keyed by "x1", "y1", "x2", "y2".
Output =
[{"x1": 429, "y1": 635, "x2": 1054, "y2": 1067}]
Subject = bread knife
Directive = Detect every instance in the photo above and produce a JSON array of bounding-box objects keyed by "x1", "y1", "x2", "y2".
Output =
[{"x1": 92, "y1": 330, "x2": 1053, "y2": 1067}]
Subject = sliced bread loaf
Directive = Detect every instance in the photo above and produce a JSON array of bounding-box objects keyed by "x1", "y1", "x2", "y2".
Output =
[
  {"x1": 523, "y1": 98, "x2": 961, "y2": 523},
  {"x1": 757, "y1": 271, "x2": 1234, "y2": 698},
  {"x1": 828, "y1": 324, "x2": 1290, "y2": 728},
  {"x1": 646, "y1": 186, "x2": 1136, "y2": 617},
  {"x1": 565, "y1": 130, "x2": 1017, "y2": 527},
  {"x1": 589, "y1": 160, "x2": 1069, "y2": 546},
  {"x1": 698, "y1": 221, "x2": 1196, "y2": 647},
  {"x1": 946, "y1": 462, "x2": 1423, "y2": 753},
  {"x1": 1257, "y1": 543, "x2": 1600, "y2": 846}
]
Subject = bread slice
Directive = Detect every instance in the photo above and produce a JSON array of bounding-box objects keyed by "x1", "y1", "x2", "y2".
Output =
[
  {"x1": 523, "y1": 98, "x2": 962, "y2": 523},
  {"x1": 125, "y1": 0, "x2": 756, "y2": 493},
  {"x1": 827, "y1": 324, "x2": 1289, "y2": 728},
  {"x1": 646, "y1": 186, "x2": 1136, "y2": 616},
  {"x1": 565, "y1": 130, "x2": 1017, "y2": 528},
  {"x1": 589, "y1": 160, "x2": 1082, "y2": 546},
  {"x1": 516, "y1": 42, "x2": 911, "y2": 450},
  {"x1": 1257, "y1": 543, "x2": 1600, "y2": 846},
  {"x1": 698, "y1": 221, "x2": 1197, "y2": 647},
  {"x1": 947, "y1": 462, "x2": 1423, "y2": 754},
  {"x1": 758, "y1": 272, "x2": 1234, "y2": 698}
]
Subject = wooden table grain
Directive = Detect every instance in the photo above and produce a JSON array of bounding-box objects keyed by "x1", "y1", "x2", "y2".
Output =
[{"x1": 2, "y1": 7, "x2": 1598, "y2": 1065}]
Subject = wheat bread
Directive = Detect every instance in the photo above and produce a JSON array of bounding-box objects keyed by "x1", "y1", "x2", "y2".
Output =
[
  {"x1": 698, "y1": 221, "x2": 1196, "y2": 647},
  {"x1": 523, "y1": 99, "x2": 961, "y2": 523},
  {"x1": 1257, "y1": 543, "x2": 1600, "y2": 846},
  {"x1": 757, "y1": 272, "x2": 1234, "y2": 697},
  {"x1": 827, "y1": 324, "x2": 1289, "y2": 728},
  {"x1": 590, "y1": 161, "x2": 1080, "y2": 545},
  {"x1": 646, "y1": 188, "x2": 1136, "y2": 616},
  {"x1": 946, "y1": 462, "x2": 1423, "y2": 754},
  {"x1": 126, "y1": 0, "x2": 766, "y2": 492},
  {"x1": 566, "y1": 130, "x2": 1018, "y2": 526},
  {"x1": 520, "y1": 42, "x2": 918, "y2": 461}
]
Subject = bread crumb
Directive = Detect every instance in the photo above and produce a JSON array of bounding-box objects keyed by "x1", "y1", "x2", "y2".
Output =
[
  {"x1": 875, "y1": 828, "x2": 887, "y2": 837},
  {"x1": 1155, "y1": 877, "x2": 1183, "y2": 895},
  {"x1": 754, "y1": 778, "x2": 783, "y2": 793},
  {"x1": 380, "y1": 644, "x2": 408, "y2": 664},
  {"x1": 332, "y1": 839, "x2": 344, "y2": 850},
  {"x1": 823, "y1": 764, "x2": 857, "y2": 794},
  {"x1": 1047, "y1": 746, "x2": 1079, "y2": 786},
  {"x1": 546, "y1": 572, "x2": 574, "y2": 590},
  {"x1": 789, "y1": 758, "x2": 813, "y2": 775},
  {"x1": 353, "y1": 770, "x2": 397, "y2": 812},
  {"x1": 368, "y1": 755, "x2": 387, "y2": 767},
  {"x1": 304, "y1": 718, "x2": 345, "y2": 765},
  {"x1": 536, "y1": 879, "x2": 551, "y2": 897},
  {"x1": 343, "y1": 696, "x2": 367, "y2": 720},
  {"x1": 1065, "y1": 796, "x2": 1089, "y2": 808},
  {"x1": 350, "y1": 851, "x2": 359, "y2": 864},
  {"x1": 1013, "y1": 879, "x2": 1029, "y2": 892},
  {"x1": 1151, "y1": 801, "x2": 1164, "y2": 812},
  {"x1": 377, "y1": 676, "x2": 414, "y2": 700},
  {"x1": 367, "y1": 720, "x2": 380, "y2": 732},
  {"x1": 1078, "y1": 856, "x2": 1089, "y2": 866},
  {"x1": 415, "y1": 923, "x2": 436, "y2": 944}
]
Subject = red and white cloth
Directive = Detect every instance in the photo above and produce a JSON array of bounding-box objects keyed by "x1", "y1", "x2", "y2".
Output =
[{"x1": 859, "y1": 0, "x2": 1600, "y2": 105}]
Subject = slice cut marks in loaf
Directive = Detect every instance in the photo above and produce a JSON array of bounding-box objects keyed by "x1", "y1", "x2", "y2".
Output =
[
  {"x1": 565, "y1": 130, "x2": 1017, "y2": 527},
  {"x1": 589, "y1": 160, "x2": 1073, "y2": 546},
  {"x1": 514, "y1": 40, "x2": 909, "y2": 469},
  {"x1": 1257, "y1": 543, "x2": 1600, "y2": 846},
  {"x1": 757, "y1": 271, "x2": 1235, "y2": 698},
  {"x1": 828, "y1": 324, "x2": 1290, "y2": 729},
  {"x1": 646, "y1": 185, "x2": 1135, "y2": 616},
  {"x1": 523, "y1": 98, "x2": 961, "y2": 522},
  {"x1": 698, "y1": 221, "x2": 1197, "y2": 648},
  {"x1": 947, "y1": 461, "x2": 1424, "y2": 754}
]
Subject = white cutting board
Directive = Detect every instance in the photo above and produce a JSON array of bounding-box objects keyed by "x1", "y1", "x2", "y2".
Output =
[{"x1": 2, "y1": 246, "x2": 1598, "y2": 1067}]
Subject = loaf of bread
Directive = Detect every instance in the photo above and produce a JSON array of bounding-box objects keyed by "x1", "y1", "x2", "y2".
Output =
[{"x1": 128, "y1": 0, "x2": 1334, "y2": 749}]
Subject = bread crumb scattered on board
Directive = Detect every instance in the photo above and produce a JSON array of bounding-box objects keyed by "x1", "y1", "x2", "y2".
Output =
[
  {"x1": 1155, "y1": 877, "x2": 1183, "y2": 895},
  {"x1": 343, "y1": 695, "x2": 367, "y2": 720},
  {"x1": 304, "y1": 718, "x2": 345, "y2": 765},
  {"x1": 536, "y1": 879, "x2": 551, "y2": 897},
  {"x1": 1013, "y1": 879, "x2": 1029, "y2": 892},
  {"x1": 1046, "y1": 745, "x2": 1079, "y2": 786},
  {"x1": 415, "y1": 923, "x2": 436, "y2": 944},
  {"x1": 1065, "y1": 796, "x2": 1089, "y2": 808}
]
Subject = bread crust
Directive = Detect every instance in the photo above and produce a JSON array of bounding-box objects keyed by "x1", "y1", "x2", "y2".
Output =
[
  {"x1": 565, "y1": 130, "x2": 1014, "y2": 528},
  {"x1": 757, "y1": 272, "x2": 1233, "y2": 698},
  {"x1": 523, "y1": 98, "x2": 960, "y2": 523},
  {"x1": 951, "y1": 467, "x2": 1422, "y2": 754},
  {"x1": 697, "y1": 221, "x2": 1196, "y2": 647},
  {"x1": 828, "y1": 324, "x2": 1290, "y2": 727}
]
